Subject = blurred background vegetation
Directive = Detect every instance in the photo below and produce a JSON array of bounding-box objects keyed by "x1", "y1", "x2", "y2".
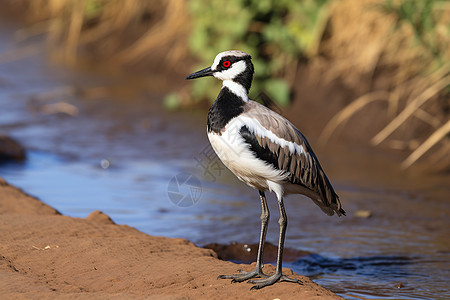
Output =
[{"x1": 2, "y1": 0, "x2": 449, "y2": 170}]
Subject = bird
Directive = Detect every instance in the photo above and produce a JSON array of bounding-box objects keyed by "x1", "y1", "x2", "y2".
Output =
[{"x1": 186, "y1": 50, "x2": 345, "y2": 290}]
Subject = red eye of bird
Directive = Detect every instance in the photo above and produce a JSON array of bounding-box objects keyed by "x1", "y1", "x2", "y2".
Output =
[{"x1": 222, "y1": 60, "x2": 231, "y2": 68}]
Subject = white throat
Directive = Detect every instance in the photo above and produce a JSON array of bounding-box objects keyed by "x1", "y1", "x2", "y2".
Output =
[{"x1": 222, "y1": 80, "x2": 249, "y2": 101}]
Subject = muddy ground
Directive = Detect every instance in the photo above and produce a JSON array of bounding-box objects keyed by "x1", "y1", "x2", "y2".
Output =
[{"x1": 0, "y1": 177, "x2": 342, "y2": 299}]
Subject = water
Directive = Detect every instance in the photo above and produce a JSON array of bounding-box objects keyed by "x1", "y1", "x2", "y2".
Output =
[{"x1": 0, "y1": 20, "x2": 449, "y2": 300}]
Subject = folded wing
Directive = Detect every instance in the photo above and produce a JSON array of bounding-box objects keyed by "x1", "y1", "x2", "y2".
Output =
[{"x1": 240, "y1": 101, "x2": 345, "y2": 216}]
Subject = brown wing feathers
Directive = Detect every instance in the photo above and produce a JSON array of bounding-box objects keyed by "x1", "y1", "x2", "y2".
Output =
[{"x1": 241, "y1": 101, "x2": 345, "y2": 216}]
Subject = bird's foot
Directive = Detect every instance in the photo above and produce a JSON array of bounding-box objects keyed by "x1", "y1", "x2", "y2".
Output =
[
  {"x1": 249, "y1": 272, "x2": 302, "y2": 290},
  {"x1": 217, "y1": 268, "x2": 268, "y2": 283}
]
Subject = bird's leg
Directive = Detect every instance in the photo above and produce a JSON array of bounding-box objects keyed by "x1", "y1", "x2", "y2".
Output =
[
  {"x1": 218, "y1": 190, "x2": 269, "y2": 282},
  {"x1": 249, "y1": 197, "x2": 302, "y2": 289}
]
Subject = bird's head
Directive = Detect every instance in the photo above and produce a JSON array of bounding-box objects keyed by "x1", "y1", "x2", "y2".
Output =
[{"x1": 186, "y1": 50, "x2": 254, "y2": 92}]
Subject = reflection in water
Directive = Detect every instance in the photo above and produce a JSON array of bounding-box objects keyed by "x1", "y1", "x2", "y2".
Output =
[
  {"x1": 0, "y1": 21, "x2": 449, "y2": 300},
  {"x1": 290, "y1": 254, "x2": 421, "y2": 299},
  {"x1": 293, "y1": 254, "x2": 415, "y2": 275}
]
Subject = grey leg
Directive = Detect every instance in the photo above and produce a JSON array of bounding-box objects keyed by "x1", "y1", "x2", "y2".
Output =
[
  {"x1": 249, "y1": 197, "x2": 302, "y2": 289},
  {"x1": 218, "y1": 190, "x2": 269, "y2": 282}
]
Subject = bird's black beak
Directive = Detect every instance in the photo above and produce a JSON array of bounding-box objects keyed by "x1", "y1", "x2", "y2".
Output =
[{"x1": 185, "y1": 66, "x2": 214, "y2": 80}]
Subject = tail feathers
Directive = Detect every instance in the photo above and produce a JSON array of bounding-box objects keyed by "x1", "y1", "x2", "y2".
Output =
[
  {"x1": 312, "y1": 193, "x2": 345, "y2": 217},
  {"x1": 316, "y1": 170, "x2": 345, "y2": 217},
  {"x1": 333, "y1": 194, "x2": 346, "y2": 216},
  {"x1": 286, "y1": 167, "x2": 345, "y2": 217}
]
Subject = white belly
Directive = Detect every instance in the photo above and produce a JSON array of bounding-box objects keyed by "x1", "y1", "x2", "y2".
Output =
[{"x1": 207, "y1": 117, "x2": 287, "y2": 193}]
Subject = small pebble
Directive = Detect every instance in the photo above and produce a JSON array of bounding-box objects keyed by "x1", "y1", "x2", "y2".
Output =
[
  {"x1": 355, "y1": 210, "x2": 372, "y2": 218},
  {"x1": 395, "y1": 282, "x2": 404, "y2": 289},
  {"x1": 100, "y1": 159, "x2": 111, "y2": 169}
]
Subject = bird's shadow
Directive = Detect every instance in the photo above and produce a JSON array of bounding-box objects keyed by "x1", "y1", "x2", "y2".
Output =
[
  {"x1": 289, "y1": 253, "x2": 417, "y2": 279},
  {"x1": 204, "y1": 242, "x2": 417, "y2": 280}
]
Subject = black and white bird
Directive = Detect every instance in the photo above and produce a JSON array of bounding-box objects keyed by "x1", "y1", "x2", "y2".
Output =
[{"x1": 186, "y1": 50, "x2": 345, "y2": 290}]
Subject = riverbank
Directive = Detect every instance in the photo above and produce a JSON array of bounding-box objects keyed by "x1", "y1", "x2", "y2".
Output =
[{"x1": 0, "y1": 177, "x2": 342, "y2": 299}]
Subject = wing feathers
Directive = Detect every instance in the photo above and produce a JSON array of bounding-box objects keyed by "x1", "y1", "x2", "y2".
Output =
[{"x1": 240, "y1": 100, "x2": 345, "y2": 216}]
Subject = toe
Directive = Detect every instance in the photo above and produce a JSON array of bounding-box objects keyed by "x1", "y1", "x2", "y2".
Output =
[
  {"x1": 249, "y1": 273, "x2": 302, "y2": 289},
  {"x1": 280, "y1": 275, "x2": 302, "y2": 284},
  {"x1": 217, "y1": 269, "x2": 266, "y2": 283}
]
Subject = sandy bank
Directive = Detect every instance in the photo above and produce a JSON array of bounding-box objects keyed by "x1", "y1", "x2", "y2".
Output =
[{"x1": 0, "y1": 177, "x2": 341, "y2": 299}]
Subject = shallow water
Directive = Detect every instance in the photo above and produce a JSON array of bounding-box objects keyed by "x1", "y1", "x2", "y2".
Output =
[{"x1": 1, "y1": 21, "x2": 449, "y2": 300}]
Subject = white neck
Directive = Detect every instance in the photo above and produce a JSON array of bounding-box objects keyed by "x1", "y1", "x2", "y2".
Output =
[{"x1": 222, "y1": 80, "x2": 249, "y2": 101}]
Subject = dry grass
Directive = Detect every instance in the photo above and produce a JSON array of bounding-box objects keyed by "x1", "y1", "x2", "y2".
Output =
[
  {"x1": 318, "y1": 0, "x2": 450, "y2": 170},
  {"x1": 402, "y1": 120, "x2": 450, "y2": 169},
  {"x1": 371, "y1": 70, "x2": 450, "y2": 146},
  {"x1": 319, "y1": 91, "x2": 391, "y2": 144},
  {"x1": 6, "y1": 0, "x2": 190, "y2": 68}
]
